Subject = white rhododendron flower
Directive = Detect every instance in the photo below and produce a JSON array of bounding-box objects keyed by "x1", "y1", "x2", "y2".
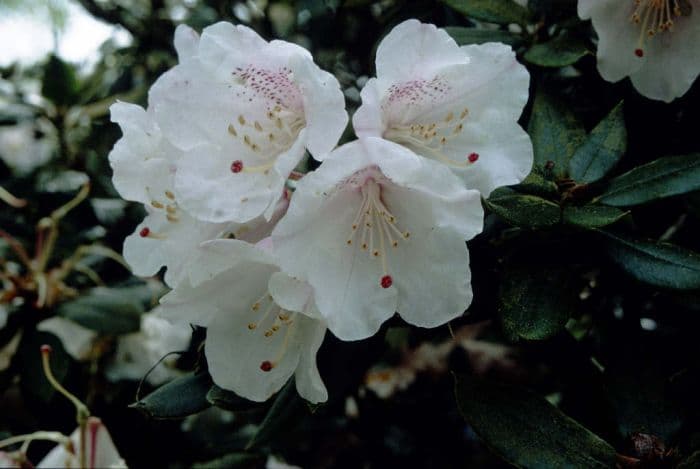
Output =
[
  {"x1": 37, "y1": 417, "x2": 127, "y2": 469},
  {"x1": 160, "y1": 239, "x2": 327, "y2": 403},
  {"x1": 353, "y1": 19, "x2": 532, "y2": 196},
  {"x1": 271, "y1": 137, "x2": 483, "y2": 341},
  {"x1": 148, "y1": 22, "x2": 348, "y2": 223},
  {"x1": 105, "y1": 309, "x2": 192, "y2": 386},
  {"x1": 578, "y1": 0, "x2": 700, "y2": 102},
  {"x1": 0, "y1": 122, "x2": 54, "y2": 175},
  {"x1": 109, "y1": 102, "x2": 289, "y2": 287},
  {"x1": 37, "y1": 317, "x2": 97, "y2": 361}
]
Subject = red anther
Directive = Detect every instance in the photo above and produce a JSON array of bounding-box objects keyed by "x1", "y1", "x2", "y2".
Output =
[
  {"x1": 260, "y1": 360, "x2": 273, "y2": 372},
  {"x1": 468, "y1": 152, "x2": 479, "y2": 163},
  {"x1": 40, "y1": 344, "x2": 52, "y2": 354},
  {"x1": 231, "y1": 160, "x2": 244, "y2": 173},
  {"x1": 635, "y1": 48, "x2": 644, "y2": 57},
  {"x1": 380, "y1": 275, "x2": 393, "y2": 289},
  {"x1": 139, "y1": 227, "x2": 150, "y2": 237}
]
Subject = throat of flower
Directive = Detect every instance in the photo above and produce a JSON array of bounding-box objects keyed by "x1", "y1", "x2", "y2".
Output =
[
  {"x1": 227, "y1": 106, "x2": 306, "y2": 176},
  {"x1": 631, "y1": 0, "x2": 686, "y2": 57},
  {"x1": 346, "y1": 179, "x2": 409, "y2": 289},
  {"x1": 383, "y1": 108, "x2": 479, "y2": 169},
  {"x1": 245, "y1": 291, "x2": 297, "y2": 372}
]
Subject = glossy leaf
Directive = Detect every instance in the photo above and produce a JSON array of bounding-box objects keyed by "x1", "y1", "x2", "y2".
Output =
[
  {"x1": 597, "y1": 154, "x2": 700, "y2": 206},
  {"x1": 569, "y1": 102, "x2": 627, "y2": 183},
  {"x1": 246, "y1": 380, "x2": 307, "y2": 450},
  {"x1": 442, "y1": 0, "x2": 532, "y2": 25},
  {"x1": 602, "y1": 231, "x2": 700, "y2": 289},
  {"x1": 563, "y1": 205, "x2": 628, "y2": 229},
  {"x1": 499, "y1": 265, "x2": 574, "y2": 340},
  {"x1": 454, "y1": 375, "x2": 617, "y2": 468},
  {"x1": 444, "y1": 26, "x2": 521, "y2": 45},
  {"x1": 524, "y1": 33, "x2": 590, "y2": 67},
  {"x1": 528, "y1": 90, "x2": 586, "y2": 177},
  {"x1": 206, "y1": 384, "x2": 257, "y2": 411},
  {"x1": 485, "y1": 193, "x2": 561, "y2": 229},
  {"x1": 131, "y1": 372, "x2": 212, "y2": 419},
  {"x1": 56, "y1": 286, "x2": 143, "y2": 334}
]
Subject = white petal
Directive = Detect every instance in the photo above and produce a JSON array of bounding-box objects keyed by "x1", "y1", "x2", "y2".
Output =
[
  {"x1": 375, "y1": 19, "x2": 466, "y2": 83},
  {"x1": 38, "y1": 418, "x2": 126, "y2": 469},
  {"x1": 629, "y1": 16, "x2": 700, "y2": 102},
  {"x1": 174, "y1": 24, "x2": 200, "y2": 62},
  {"x1": 268, "y1": 271, "x2": 314, "y2": 313},
  {"x1": 293, "y1": 315, "x2": 328, "y2": 403},
  {"x1": 352, "y1": 77, "x2": 386, "y2": 137},
  {"x1": 291, "y1": 53, "x2": 348, "y2": 159}
]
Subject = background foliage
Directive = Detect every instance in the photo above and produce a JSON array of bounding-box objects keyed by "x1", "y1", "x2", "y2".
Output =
[{"x1": 1, "y1": 0, "x2": 700, "y2": 467}]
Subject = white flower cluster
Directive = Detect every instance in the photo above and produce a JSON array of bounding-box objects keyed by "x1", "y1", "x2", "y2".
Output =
[{"x1": 108, "y1": 19, "x2": 533, "y2": 403}]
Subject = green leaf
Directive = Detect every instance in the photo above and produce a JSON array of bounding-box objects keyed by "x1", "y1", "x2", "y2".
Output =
[
  {"x1": 206, "y1": 384, "x2": 257, "y2": 411},
  {"x1": 444, "y1": 26, "x2": 521, "y2": 46},
  {"x1": 563, "y1": 205, "x2": 628, "y2": 229},
  {"x1": 569, "y1": 102, "x2": 627, "y2": 183},
  {"x1": 16, "y1": 330, "x2": 71, "y2": 402},
  {"x1": 42, "y1": 55, "x2": 79, "y2": 107},
  {"x1": 454, "y1": 375, "x2": 617, "y2": 468},
  {"x1": 192, "y1": 453, "x2": 264, "y2": 469},
  {"x1": 512, "y1": 168, "x2": 559, "y2": 198},
  {"x1": 596, "y1": 154, "x2": 700, "y2": 206},
  {"x1": 442, "y1": 0, "x2": 532, "y2": 25},
  {"x1": 131, "y1": 373, "x2": 212, "y2": 419},
  {"x1": 528, "y1": 90, "x2": 586, "y2": 177},
  {"x1": 56, "y1": 286, "x2": 144, "y2": 334},
  {"x1": 246, "y1": 380, "x2": 307, "y2": 450},
  {"x1": 524, "y1": 33, "x2": 590, "y2": 67},
  {"x1": 602, "y1": 231, "x2": 700, "y2": 289},
  {"x1": 499, "y1": 265, "x2": 574, "y2": 340},
  {"x1": 485, "y1": 193, "x2": 561, "y2": 229}
]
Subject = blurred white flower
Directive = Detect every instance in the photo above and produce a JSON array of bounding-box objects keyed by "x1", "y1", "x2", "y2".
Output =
[
  {"x1": 0, "y1": 122, "x2": 53, "y2": 175},
  {"x1": 105, "y1": 309, "x2": 191, "y2": 386},
  {"x1": 37, "y1": 317, "x2": 96, "y2": 361},
  {"x1": 37, "y1": 417, "x2": 127, "y2": 469},
  {"x1": 578, "y1": 0, "x2": 700, "y2": 102}
]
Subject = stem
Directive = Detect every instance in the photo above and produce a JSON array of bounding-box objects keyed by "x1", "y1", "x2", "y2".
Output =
[
  {"x1": 0, "y1": 431, "x2": 71, "y2": 450},
  {"x1": 0, "y1": 185, "x2": 27, "y2": 208},
  {"x1": 0, "y1": 228, "x2": 32, "y2": 268}
]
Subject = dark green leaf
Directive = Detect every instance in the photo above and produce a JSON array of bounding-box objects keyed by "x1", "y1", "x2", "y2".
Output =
[
  {"x1": 56, "y1": 286, "x2": 144, "y2": 334},
  {"x1": 524, "y1": 33, "x2": 590, "y2": 67},
  {"x1": 246, "y1": 380, "x2": 307, "y2": 450},
  {"x1": 602, "y1": 231, "x2": 700, "y2": 289},
  {"x1": 41, "y1": 55, "x2": 79, "y2": 107},
  {"x1": 597, "y1": 154, "x2": 700, "y2": 206},
  {"x1": 563, "y1": 205, "x2": 628, "y2": 229},
  {"x1": 442, "y1": 0, "x2": 532, "y2": 25},
  {"x1": 192, "y1": 453, "x2": 264, "y2": 469},
  {"x1": 529, "y1": 90, "x2": 586, "y2": 177},
  {"x1": 206, "y1": 384, "x2": 257, "y2": 411},
  {"x1": 16, "y1": 330, "x2": 71, "y2": 402},
  {"x1": 485, "y1": 193, "x2": 561, "y2": 229},
  {"x1": 444, "y1": 26, "x2": 521, "y2": 46},
  {"x1": 499, "y1": 265, "x2": 575, "y2": 340},
  {"x1": 513, "y1": 168, "x2": 559, "y2": 198},
  {"x1": 131, "y1": 373, "x2": 212, "y2": 419},
  {"x1": 569, "y1": 102, "x2": 627, "y2": 183},
  {"x1": 454, "y1": 375, "x2": 617, "y2": 468}
]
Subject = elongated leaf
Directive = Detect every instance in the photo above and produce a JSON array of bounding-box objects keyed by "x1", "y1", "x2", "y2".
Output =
[
  {"x1": 597, "y1": 154, "x2": 700, "y2": 206},
  {"x1": 131, "y1": 373, "x2": 212, "y2": 419},
  {"x1": 42, "y1": 55, "x2": 79, "y2": 107},
  {"x1": 569, "y1": 102, "x2": 627, "y2": 183},
  {"x1": 485, "y1": 193, "x2": 561, "y2": 229},
  {"x1": 602, "y1": 231, "x2": 700, "y2": 289},
  {"x1": 529, "y1": 90, "x2": 586, "y2": 177},
  {"x1": 442, "y1": 0, "x2": 532, "y2": 25},
  {"x1": 563, "y1": 205, "x2": 628, "y2": 229},
  {"x1": 207, "y1": 384, "x2": 257, "y2": 411},
  {"x1": 246, "y1": 380, "x2": 307, "y2": 450},
  {"x1": 454, "y1": 375, "x2": 617, "y2": 468},
  {"x1": 499, "y1": 265, "x2": 574, "y2": 340},
  {"x1": 56, "y1": 286, "x2": 143, "y2": 334},
  {"x1": 512, "y1": 168, "x2": 559, "y2": 198},
  {"x1": 444, "y1": 26, "x2": 521, "y2": 46},
  {"x1": 524, "y1": 34, "x2": 590, "y2": 67}
]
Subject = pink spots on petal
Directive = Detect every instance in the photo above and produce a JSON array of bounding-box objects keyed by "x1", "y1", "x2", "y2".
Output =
[
  {"x1": 384, "y1": 77, "x2": 451, "y2": 110},
  {"x1": 232, "y1": 65, "x2": 303, "y2": 111}
]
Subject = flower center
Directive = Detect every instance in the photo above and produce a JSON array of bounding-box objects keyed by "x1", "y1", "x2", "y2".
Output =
[
  {"x1": 227, "y1": 66, "x2": 307, "y2": 176},
  {"x1": 140, "y1": 188, "x2": 180, "y2": 239},
  {"x1": 630, "y1": 0, "x2": 691, "y2": 56},
  {"x1": 245, "y1": 291, "x2": 297, "y2": 372},
  {"x1": 345, "y1": 177, "x2": 409, "y2": 289},
  {"x1": 383, "y1": 107, "x2": 480, "y2": 169}
]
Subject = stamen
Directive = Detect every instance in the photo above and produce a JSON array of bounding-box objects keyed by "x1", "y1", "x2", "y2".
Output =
[
  {"x1": 231, "y1": 160, "x2": 244, "y2": 173},
  {"x1": 381, "y1": 275, "x2": 393, "y2": 289},
  {"x1": 468, "y1": 152, "x2": 479, "y2": 163},
  {"x1": 139, "y1": 227, "x2": 150, "y2": 237},
  {"x1": 260, "y1": 360, "x2": 273, "y2": 372},
  {"x1": 631, "y1": 0, "x2": 684, "y2": 56}
]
